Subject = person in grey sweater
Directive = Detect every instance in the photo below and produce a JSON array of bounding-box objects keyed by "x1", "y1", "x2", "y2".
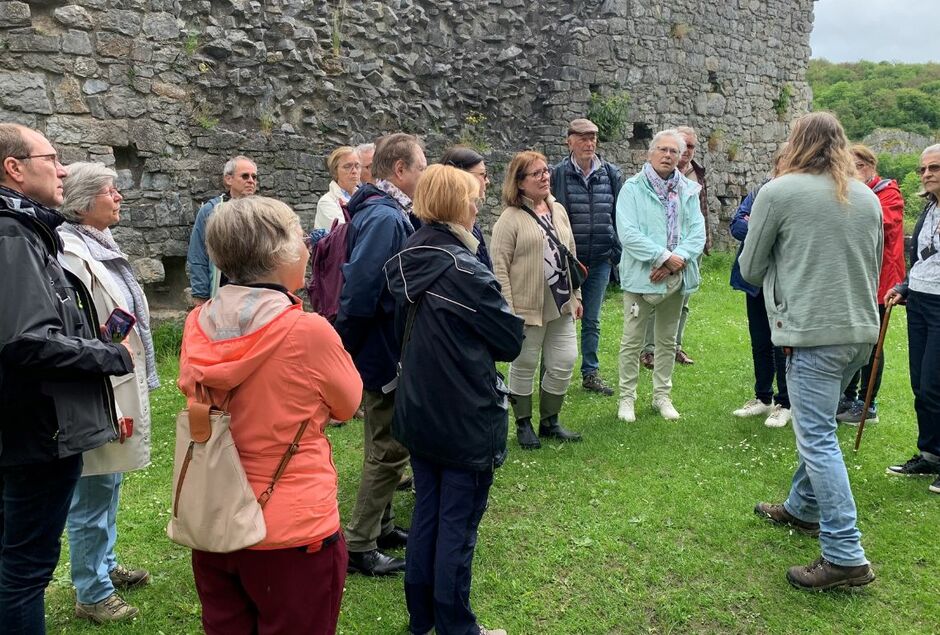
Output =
[{"x1": 740, "y1": 112, "x2": 883, "y2": 591}]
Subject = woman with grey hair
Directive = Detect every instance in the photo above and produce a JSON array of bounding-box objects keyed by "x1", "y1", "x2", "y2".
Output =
[
  {"x1": 58, "y1": 162, "x2": 157, "y2": 623},
  {"x1": 615, "y1": 129, "x2": 705, "y2": 422}
]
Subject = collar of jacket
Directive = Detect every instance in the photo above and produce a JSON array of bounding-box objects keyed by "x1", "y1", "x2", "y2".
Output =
[{"x1": 0, "y1": 184, "x2": 65, "y2": 252}]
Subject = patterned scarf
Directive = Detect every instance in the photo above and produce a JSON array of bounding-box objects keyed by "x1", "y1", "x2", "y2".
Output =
[
  {"x1": 70, "y1": 224, "x2": 160, "y2": 390},
  {"x1": 375, "y1": 179, "x2": 413, "y2": 217},
  {"x1": 642, "y1": 162, "x2": 681, "y2": 250}
]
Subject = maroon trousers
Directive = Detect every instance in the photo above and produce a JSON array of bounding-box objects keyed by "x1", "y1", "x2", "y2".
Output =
[{"x1": 192, "y1": 533, "x2": 348, "y2": 635}]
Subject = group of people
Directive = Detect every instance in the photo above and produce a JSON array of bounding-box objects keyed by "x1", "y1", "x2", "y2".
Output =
[{"x1": 1, "y1": 110, "x2": 938, "y2": 635}]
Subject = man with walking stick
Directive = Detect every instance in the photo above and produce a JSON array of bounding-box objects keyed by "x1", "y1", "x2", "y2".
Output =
[{"x1": 740, "y1": 113, "x2": 883, "y2": 591}]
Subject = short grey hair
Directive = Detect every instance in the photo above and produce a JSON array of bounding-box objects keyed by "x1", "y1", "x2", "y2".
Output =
[
  {"x1": 205, "y1": 196, "x2": 303, "y2": 284},
  {"x1": 222, "y1": 155, "x2": 256, "y2": 177},
  {"x1": 649, "y1": 129, "x2": 687, "y2": 157},
  {"x1": 922, "y1": 143, "x2": 940, "y2": 159},
  {"x1": 355, "y1": 143, "x2": 375, "y2": 156},
  {"x1": 60, "y1": 162, "x2": 117, "y2": 223},
  {"x1": 676, "y1": 125, "x2": 698, "y2": 142}
]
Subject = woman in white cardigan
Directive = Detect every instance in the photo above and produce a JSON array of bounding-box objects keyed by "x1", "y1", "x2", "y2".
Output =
[
  {"x1": 314, "y1": 145, "x2": 361, "y2": 229},
  {"x1": 58, "y1": 162, "x2": 157, "y2": 624}
]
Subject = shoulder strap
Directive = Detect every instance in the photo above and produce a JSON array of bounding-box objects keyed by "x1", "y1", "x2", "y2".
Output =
[
  {"x1": 519, "y1": 203, "x2": 576, "y2": 261},
  {"x1": 257, "y1": 416, "x2": 311, "y2": 509}
]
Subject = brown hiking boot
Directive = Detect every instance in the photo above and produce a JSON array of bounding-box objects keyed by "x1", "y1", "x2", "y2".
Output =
[
  {"x1": 675, "y1": 348, "x2": 695, "y2": 365},
  {"x1": 109, "y1": 564, "x2": 150, "y2": 591},
  {"x1": 786, "y1": 556, "x2": 875, "y2": 591},
  {"x1": 75, "y1": 593, "x2": 139, "y2": 624},
  {"x1": 640, "y1": 351, "x2": 654, "y2": 370},
  {"x1": 754, "y1": 502, "x2": 820, "y2": 537}
]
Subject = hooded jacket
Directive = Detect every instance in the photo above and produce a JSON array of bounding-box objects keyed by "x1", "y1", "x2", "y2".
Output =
[
  {"x1": 178, "y1": 285, "x2": 362, "y2": 549},
  {"x1": 868, "y1": 176, "x2": 906, "y2": 301},
  {"x1": 0, "y1": 186, "x2": 132, "y2": 467},
  {"x1": 335, "y1": 183, "x2": 417, "y2": 391},
  {"x1": 384, "y1": 224, "x2": 524, "y2": 471}
]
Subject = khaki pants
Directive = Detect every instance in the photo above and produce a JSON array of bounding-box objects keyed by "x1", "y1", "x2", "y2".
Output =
[
  {"x1": 344, "y1": 389, "x2": 410, "y2": 553},
  {"x1": 619, "y1": 289, "x2": 684, "y2": 402},
  {"x1": 508, "y1": 316, "x2": 578, "y2": 397}
]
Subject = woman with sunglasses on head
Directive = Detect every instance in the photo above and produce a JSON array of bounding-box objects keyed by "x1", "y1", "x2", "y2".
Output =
[
  {"x1": 885, "y1": 143, "x2": 940, "y2": 495},
  {"x1": 314, "y1": 146, "x2": 361, "y2": 230},
  {"x1": 58, "y1": 162, "x2": 157, "y2": 624},
  {"x1": 491, "y1": 150, "x2": 584, "y2": 450},
  {"x1": 440, "y1": 146, "x2": 493, "y2": 270}
]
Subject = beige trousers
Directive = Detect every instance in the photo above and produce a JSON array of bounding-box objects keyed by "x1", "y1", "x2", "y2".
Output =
[
  {"x1": 508, "y1": 316, "x2": 578, "y2": 397},
  {"x1": 619, "y1": 289, "x2": 685, "y2": 402}
]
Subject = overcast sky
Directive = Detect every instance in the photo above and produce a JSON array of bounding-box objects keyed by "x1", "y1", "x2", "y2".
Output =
[{"x1": 810, "y1": 0, "x2": 940, "y2": 63}]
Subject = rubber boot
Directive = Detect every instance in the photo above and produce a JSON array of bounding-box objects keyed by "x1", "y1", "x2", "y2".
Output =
[
  {"x1": 538, "y1": 389, "x2": 583, "y2": 442},
  {"x1": 510, "y1": 393, "x2": 540, "y2": 450}
]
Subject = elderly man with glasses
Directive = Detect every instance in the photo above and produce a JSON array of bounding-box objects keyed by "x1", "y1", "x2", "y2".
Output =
[
  {"x1": 0, "y1": 124, "x2": 134, "y2": 633},
  {"x1": 186, "y1": 155, "x2": 258, "y2": 305}
]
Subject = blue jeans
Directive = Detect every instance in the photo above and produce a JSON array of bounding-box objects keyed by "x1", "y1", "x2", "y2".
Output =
[
  {"x1": 405, "y1": 456, "x2": 493, "y2": 635},
  {"x1": 783, "y1": 343, "x2": 872, "y2": 566},
  {"x1": 0, "y1": 454, "x2": 83, "y2": 635},
  {"x1": 579, "y1": 260, "x2": 612, "y2": 377},
  {"x1": 67, "y1": 473, "x2": 122, "y2": 604}
]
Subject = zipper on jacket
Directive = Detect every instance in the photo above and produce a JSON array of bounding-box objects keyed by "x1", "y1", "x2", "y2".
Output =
[{"x1": 173, "y1": 441, "x2": 195, "y2": 517}]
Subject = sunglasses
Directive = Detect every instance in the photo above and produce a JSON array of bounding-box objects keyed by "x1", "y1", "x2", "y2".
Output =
[{"x1": 918, "y1": 163, "x2": 940, "y2": 176}]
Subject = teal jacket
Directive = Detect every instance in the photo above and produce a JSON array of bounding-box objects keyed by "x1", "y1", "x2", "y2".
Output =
[
  {"x1": 739, "y1": 173, "x2": 883, "y2": 347},
  {"x1": 615, "y1": 171, "x2": 706, "y2": 294}
]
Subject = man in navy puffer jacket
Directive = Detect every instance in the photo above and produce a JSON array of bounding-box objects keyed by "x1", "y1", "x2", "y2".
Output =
[{"x1": 551, "y1": 118, "x2": 624, "y2": 397}]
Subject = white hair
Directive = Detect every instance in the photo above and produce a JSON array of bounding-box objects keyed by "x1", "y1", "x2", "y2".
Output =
[
  {"x1": 922, "y1": 143, "x2": 940, "y2": 159},
  {"x1": 222, "y1": 155, "x2": 255, "y2": 177},
  {"x1": 355, "y1": 143, "x2": 375, "y2": 155},
  {"x1": 649, "y1": 129, "x2": 687, "y2": 157},
  {"x1": 60, "y1": 162, "x2": 117, "y2": 223}
]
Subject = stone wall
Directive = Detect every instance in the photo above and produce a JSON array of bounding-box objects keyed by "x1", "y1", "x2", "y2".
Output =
[{"x1": 0, "y1": 0, "x2": 815, "y2": 308}]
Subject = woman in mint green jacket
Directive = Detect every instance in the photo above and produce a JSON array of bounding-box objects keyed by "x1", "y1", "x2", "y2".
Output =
[{"x1": 615, "y1": 129, "x2": 705, "y2": 423}]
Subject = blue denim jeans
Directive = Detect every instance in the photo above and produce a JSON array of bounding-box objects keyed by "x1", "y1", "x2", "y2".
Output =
[
  {"x1": 0, "y1": 454, "x2": 83, "y2": 635},
  {"x1": 405, "y1": 456, "x2": 493, "y2": 635},
  {"x1": 783, "y1": 343, "x2": 872, "y2": 566},
  {"x1": 66, "y1": 473, "x2": 122, "y2": 604},
  {"x1": 578, "y1": 260, "x2": 612, "y2": 377}
]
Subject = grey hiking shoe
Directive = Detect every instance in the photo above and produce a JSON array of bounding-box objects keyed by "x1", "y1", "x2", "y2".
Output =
[
  {"x1": 582, "y1": 372, "x2": 614, "y2": 396},
  {"x1": 109, "y1": 564, "x2": 150, "y2": 591},
  {"x1": 75, "y1": 593, "x2": 139, "y2": 624},
  {"x1": 786, "y1": 556, "x2": 875, "y2": 591},
  {"x1": 836, "y1": 402, "x2": 877, "y2": 425},
  {"x1": 754, "y1": 502, "x2": 820, "y2": 537}
]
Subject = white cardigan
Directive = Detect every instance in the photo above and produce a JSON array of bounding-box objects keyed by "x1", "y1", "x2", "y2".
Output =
[
  {"x1": 58, "y1": 226, "x2": 152, "y2": 476},
  {"x1": 314, "y1": 180, "x2": 351, "y2": 230}
]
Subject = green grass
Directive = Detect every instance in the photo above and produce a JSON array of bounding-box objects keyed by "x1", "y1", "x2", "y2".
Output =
[{"x1": 46, "y1": 253, "x2": 940, "y2": 634}]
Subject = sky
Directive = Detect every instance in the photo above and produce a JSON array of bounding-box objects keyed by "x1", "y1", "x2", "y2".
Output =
[{"x1": 810, "y1": 0, "x2": 940, "y2": 63}]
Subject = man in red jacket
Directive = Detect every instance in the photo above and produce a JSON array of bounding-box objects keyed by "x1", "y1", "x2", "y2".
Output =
[{"x1": 836, "y1": 144, "x2": 906, "y2": 424}]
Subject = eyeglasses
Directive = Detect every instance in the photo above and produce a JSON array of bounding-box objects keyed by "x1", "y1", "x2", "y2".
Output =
[
  {"x1": 524, "y1": 167, "x2": 551, "y2": 179},
  {"x1": 340, "y1": 162, "x2": 361, "y2": 172},
  {"x1": 12, "y1": 152, "x2": 62, "y2": 166},
  {"x1": 471, "y1": 170, "x2": 489, "y2": 181},
  {"x1": 237, "y1": 172, "x2": 258, "y2": 181},
  {"x1": 96, "y1": 187, "x2": 121, "y2": 199},
  {"x1": 918, "y1": 163, "x2": 940, "y2": 176},
  {"x1": 653, "y1": 146, "x2": 680, "y2": 156}
]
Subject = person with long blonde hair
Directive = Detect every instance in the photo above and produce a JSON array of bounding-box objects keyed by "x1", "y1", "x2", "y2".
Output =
[{"x1": 740, "y1": 111, "x2": 883, "y2": 591}]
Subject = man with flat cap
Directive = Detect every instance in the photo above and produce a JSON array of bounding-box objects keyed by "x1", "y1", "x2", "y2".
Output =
[{"x1": 551, "y1": 118, "x2": 624, "y2": 397}]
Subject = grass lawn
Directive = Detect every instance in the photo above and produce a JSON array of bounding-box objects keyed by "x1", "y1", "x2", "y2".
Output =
[{"x1": 45, "y1": 252, "x2": 939, "y2": 634}]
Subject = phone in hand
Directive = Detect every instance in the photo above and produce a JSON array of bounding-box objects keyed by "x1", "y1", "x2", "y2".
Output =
[{"x1": 104, "y1": 308, "x2": 136, "y2": 343}]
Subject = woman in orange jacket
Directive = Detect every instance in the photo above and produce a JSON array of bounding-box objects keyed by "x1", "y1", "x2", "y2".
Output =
[{"x1": 178, "y1": 196, "x2": 362, "y2": 635}]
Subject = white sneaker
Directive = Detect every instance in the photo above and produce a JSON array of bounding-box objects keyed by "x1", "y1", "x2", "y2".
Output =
[
  {"x1": 732, "y1": 398, "x2": 773, "y2": 418},
  {"x1": 652, "y1": 396, "x2": 680, "y2": 420},
  {"x1": 764, "y1": 404, "x2": 791, "y2": 428},
  {"x1": 618, "y1": 398, "x2": 636, "y2": 422}
]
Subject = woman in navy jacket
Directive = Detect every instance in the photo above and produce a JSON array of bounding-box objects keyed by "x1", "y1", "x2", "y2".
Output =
[{"x1": 385, "y1": 165, "x2": 523, "y2": 635}]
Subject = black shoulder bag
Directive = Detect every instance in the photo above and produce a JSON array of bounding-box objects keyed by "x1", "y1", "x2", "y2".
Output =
[{"x1": 519, "y1": 203, "x2": 588, "y2": 290}]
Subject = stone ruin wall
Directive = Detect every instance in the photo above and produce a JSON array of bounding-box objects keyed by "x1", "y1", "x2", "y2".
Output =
[{"x1": 0, "y1": 0, "x2": 815, "y2": 309}]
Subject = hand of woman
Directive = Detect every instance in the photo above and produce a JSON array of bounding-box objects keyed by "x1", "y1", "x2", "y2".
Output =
[
  {"x1": 649, "y1": 266, "x2": 672, "y2": 283},
  {"x1": 884, "y1": 288, "x2": 904, "y2": 306},
  {"x1": 574, "y1": 300, "x2": 584, "y2": 320},
  {"x1": 664, "y1": 253, "x2": 686, "y2": 272}
]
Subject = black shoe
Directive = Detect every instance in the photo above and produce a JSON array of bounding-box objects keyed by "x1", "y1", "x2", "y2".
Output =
[
  {"x1": 397, "y1": 474, "x2": 414, "y2": 491},
  {"x1": 582, "y1": 372, "x2": 614, "y2": 396},
  {"x1": 538, "y1": 419, "x2": 583, "y2": 442},
  {"x1": 886, "y1": 454, "x2": 940, "y2": 477},
  {"x1": 836, "y1": 396, "x2": 856, "y2": 415},
  {"x1": 516, "y1": 418, "x2": 541, "y2": 450},
  {"x1": 347, "y1": 549, "x2": 405, "y2": 576},
  {"x1": 930, "y1": 476, "x2": 940, "y2": 494},
  {"x1": 376, "y1": 526, "x2": 409, "y2": 550}
]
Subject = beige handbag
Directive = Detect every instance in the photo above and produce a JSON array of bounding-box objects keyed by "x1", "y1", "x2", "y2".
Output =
[{"x1": 167, "y1": 385, "x2": 310, "y2": 553}]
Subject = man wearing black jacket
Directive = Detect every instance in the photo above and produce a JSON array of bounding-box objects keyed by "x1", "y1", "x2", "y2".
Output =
[
  {"x1": 551, "y1": 118, "x2": 624, "y2": 397},
  {"x1": 0, "y1": 124, "x2": 134, "y2": 633}
]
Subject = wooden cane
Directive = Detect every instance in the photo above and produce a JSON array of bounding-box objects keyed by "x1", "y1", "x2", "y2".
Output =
[{"x1": 854, "y1": 302, "x2": 895, "y2": 452}]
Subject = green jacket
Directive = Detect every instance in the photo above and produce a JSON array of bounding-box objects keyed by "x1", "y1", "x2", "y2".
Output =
[{"x1": 739, "y1": 173, "x2": 883, "y2": 347}]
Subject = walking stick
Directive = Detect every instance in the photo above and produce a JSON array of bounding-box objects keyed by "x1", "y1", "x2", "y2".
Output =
[{"x1": 854, "y1": 302, "x2": 895, "y2": 452}]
